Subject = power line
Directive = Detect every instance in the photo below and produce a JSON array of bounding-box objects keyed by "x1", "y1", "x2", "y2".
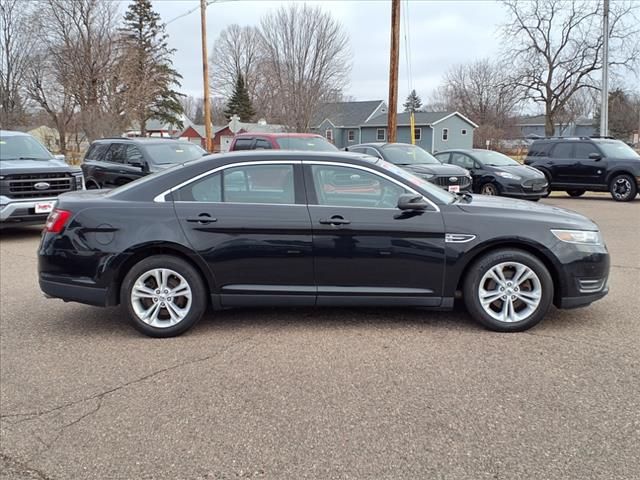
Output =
[{"x1": 166, "y1": 0, "x2": 235, "y2": 25}]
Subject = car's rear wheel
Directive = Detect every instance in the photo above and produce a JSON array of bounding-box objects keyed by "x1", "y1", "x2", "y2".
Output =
[
  {"x1": 566, "y1": 189, "x2": 585, "y2": 197},
  {"x1": 463, "y1": 249, "x2": 553, "y2": 332},
  {"x1": 121, "y1": 255, "x2": 207, "y2": 337},
  {"x1": 481, "y1": 183, "x2": 498, "y2": 196},
  {"x1": 609, "y1": 174, "x2": 637, "y2": 202}
]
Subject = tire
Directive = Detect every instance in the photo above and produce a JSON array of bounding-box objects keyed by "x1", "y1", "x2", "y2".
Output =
[
  {"x1": 609, "y1": 174, "x2": 637, "y2": 202},
  {"x1": 86, "y1": 181, "x2": 100, "y2": 190},
  {"x1": 481, "y1": 183, "x2": 499, "y2": 196},
  {"x1": 120, "y1": 255, "x2": 207, "y2": 337},
  {"x1": 540, "y1": 172, "x2": 552, "y2": 198},
  {"x1": 463, "y1": 249, "x2": 554, "y2": 332},
  {"x1": 566, "y1": 190, "x2": 585, "y2": 197}
]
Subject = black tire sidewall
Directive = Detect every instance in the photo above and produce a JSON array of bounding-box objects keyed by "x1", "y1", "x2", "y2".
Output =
[
  {"x1": 566, "y1": 190, "x2": 585, "y2": 197},
  {"x1": 463, "y1": 249, "x2": 554, "y2": 332},
  {"x1": 481, "y1": 183, "x2": 498, "y2": 195},
  {"x1": 121, "y1": 255, "x2": 207, "y2": 337},
  {"x1": 609, "y1": 174, "x2": 637, "y2": 202}
]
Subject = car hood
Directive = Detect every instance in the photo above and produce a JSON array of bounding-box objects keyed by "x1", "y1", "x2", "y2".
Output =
[
  {"x1": 457, "y1": 194, "x2": 597, "y2": 229},
  {"x1": 490, "y1": 164, "x2": 546, "y2": 179},
  {"x1": 401, "y1": 163, "x2": 469, "y2": 176},
  {"x1": 0, "y1": 158, "x2": 80, "y2": 175}
]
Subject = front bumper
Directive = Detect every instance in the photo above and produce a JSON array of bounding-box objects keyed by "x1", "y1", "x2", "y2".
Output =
[
  {"x1": 499, "y1": 180, "x2": 548, "y2": 199},
  {"x1": 0, "y1": 196, "x2": 58, "y2": 224}
]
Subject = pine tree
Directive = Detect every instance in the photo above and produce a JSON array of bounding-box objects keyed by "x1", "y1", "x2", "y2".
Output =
[
  {"x1": 224, "y1": 74, "x2": 255, "y2": 122},
  {"x1": 403, "y1": 89, "x2": 423, "y2": 113},
  {"x1": 119, "y1": 0, "x2": 183, "y2": 135}
]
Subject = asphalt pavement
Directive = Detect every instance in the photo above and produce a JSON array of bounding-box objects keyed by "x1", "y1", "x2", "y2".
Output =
[{"x1": 1, "y1": 194, "x2": 639, "y2": 480}]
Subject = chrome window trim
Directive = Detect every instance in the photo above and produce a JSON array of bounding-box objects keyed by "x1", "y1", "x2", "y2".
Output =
[
  {"x1": 153, "y1": 160, "x2": 301, "y2": 203},
  {"x1": 303, "y1": 160, "x2": 440, "y2": 212}
]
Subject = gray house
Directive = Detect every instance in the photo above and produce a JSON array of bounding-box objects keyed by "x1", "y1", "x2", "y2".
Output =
[
  {"x1": 517, "y1": 115, "x2": 597, "y2": 138},
  {"x1": 312, "y1": 100, "x2": 477, "y2": 153}
]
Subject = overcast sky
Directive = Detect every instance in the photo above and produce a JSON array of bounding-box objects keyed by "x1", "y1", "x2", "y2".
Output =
[{"x1": 143, "y1": 0, "x2": 507, "y2": 105}]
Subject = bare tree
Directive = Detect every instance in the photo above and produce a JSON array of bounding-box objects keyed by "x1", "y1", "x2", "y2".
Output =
[
  {"x1": 36, "y1": 0, "x2": 122, "y2": 140},
  {"x1": 209, "y1": 24, "x2": 262, "y2": 101},
  {"x1": 0, "y1": 0, "x2": 36, "y2": 128},
  {"x1": 259, "y1": 4, "x2": 351, "y2": 131},
  {"x1": 502, "y1": 0, "x2": 640, "y2": 136},
  {"x1": 430, "y1": 59, "x2": 522, "y2": 146}
]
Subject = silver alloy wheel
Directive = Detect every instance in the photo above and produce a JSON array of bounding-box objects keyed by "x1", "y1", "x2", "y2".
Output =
[
  {"x1": 482, "y1": 184, "x2": 497, "y2": 195},
  {"x1": 130, "y1": 268, "x2": 192, "y2": 328},
  {"x1": 612, "y1": 177, "x2": 632, "y2": 200},
  {"x1": 477, "y1": 261, "x2": 542, "y2": 323}
]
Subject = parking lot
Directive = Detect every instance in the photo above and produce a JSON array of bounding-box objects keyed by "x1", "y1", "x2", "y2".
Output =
[{"x1": 1, "y1": 195, "x2": 639, "y2": 480}]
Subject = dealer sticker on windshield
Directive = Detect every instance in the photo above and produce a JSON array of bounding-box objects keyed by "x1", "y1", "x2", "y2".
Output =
[{"x1": 34, "y1": 201, "x2": 55, "y2": 214}]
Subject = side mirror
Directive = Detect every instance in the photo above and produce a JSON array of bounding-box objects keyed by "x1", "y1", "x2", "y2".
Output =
[
  {"x1": 129, "y1": 161, "x2": 145, "y2": 169},
  {"x1": 588, "y1": 152, "x2": 602, "y2": 161},
  {"x1": 53, "y1": 154, "x2": 66, "y2": 162},
  {"x1": 397, "y1": 193, "x2": 429, "y2": 211}
]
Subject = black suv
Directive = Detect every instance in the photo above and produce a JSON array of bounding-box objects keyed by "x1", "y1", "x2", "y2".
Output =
[
  {"x1": 82, "y1": 138, "x2": 205, "y2": 189},
  {"x1": 524, "y1": 137, "x2": 640, "y2": 201}
]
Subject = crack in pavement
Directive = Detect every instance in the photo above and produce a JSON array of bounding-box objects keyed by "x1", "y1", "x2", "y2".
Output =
[
  {"x1": 0, "y1": 453, "x2": 55, "y2": 480},
  {"x1": 610, "y1": 264, "x2": 640, "y2": 271},
  {"x1": 1, "y1": 334, "x2": 254, "y2": 423}
]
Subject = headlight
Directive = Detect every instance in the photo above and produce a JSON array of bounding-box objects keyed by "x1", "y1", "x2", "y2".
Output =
[
  {"x1": 419, "y1": 173, "x2": 435, "y2": 179},
  {"x1": 73, "y1": 173, "x2": 84, "y2": 190},
  {"x1": 551, "y1": 229, "x2": 602, "y2": 245},
  {"x1": 496, "y1": 171, "x2": 521, "y2": 180}
]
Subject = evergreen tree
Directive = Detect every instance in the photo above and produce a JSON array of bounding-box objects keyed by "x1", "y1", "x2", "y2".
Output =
[
  {"x1": 403, "y1": 89, "x2": 422, "y2": 113},
  {"x1": 224, "y1": 74, "x2": 255, "y2": 122},
  {"x1": 119, "y1": 0, "x2": 183, "y2": 135}
]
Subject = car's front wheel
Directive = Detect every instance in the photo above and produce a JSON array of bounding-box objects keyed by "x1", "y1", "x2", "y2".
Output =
[
  {"x1": 463, "y1": 249, "x2": 553, "y2": 332},
  {"x1": 121, "y1": 255, "x2": 207, "y2": 337},
  {"x1": 480, "y1": 183, "x2": 499, "y2": 196},
  {"x1": 566, "y1": 189, "x2": 585, "y2": 197},
  {"x1": 609, "y1": 174, "x2": 637, "y2": 202}
]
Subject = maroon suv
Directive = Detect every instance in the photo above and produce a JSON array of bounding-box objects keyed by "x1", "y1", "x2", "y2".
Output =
[{"x1": 229, "y1": 133, "x2": 338, "y2": 152}]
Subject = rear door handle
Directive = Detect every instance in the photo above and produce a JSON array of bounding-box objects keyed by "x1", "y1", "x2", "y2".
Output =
[
  {"x1": 319, "y1": 216, "x2": 350, "y2": 226},
  {"x1": 186, "y1": 214, "x2": 217, "y2": 224}
]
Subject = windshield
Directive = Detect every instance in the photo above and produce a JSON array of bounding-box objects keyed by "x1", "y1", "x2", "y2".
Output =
[
  {"x1": 145, "y1": 143, "x2": 205, "y2": 164},
  {"x1": 0, "y1": 134, "x2": 53, "y2": 161},
  {"x1": 598, "y1": 141, "x2": 640, "y2": 159},
  {"x1": 380, "y1": 144, "x2": 440, "y2": 165},
  {"x1": 377, "y1": 159, "x2": 456, "y2": 204},
  {"x1": 275, "y1": 136, "x2": 338, "y2": 151},
  {"x1": 472, "y1": 150, "x2": 519, "y2": 166}
]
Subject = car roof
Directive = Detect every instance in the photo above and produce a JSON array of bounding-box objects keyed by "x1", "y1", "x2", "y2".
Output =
[
  {"x1": 0, "y1": 130, "x2": 30, "y2": 137},
  {"x1": 234, "y1": 132, "x2": 323, "y2": 139},
  {"x1": 92, "y1": 137, "x2": 193, "y2": 145}
]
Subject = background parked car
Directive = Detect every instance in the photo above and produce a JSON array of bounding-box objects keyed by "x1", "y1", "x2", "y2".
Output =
[
  {"x1": 346, "y1": 142, "x2": 472, "y2": 193},
  {"x1": 435, "y1": 149, "x2": 548, "y2": 200},
  {"x1": 229, "y1": 133, "x2": 338, "y2": 152},
  {"x1": 524, "y1": 137, "x2": 640, "y2": 201},
  {"x1": 1, "y1": 130, "x2": 83, "y2": 226},
  {"x1": 82, "y1": 138, "x2": 206, "y2": 189}
]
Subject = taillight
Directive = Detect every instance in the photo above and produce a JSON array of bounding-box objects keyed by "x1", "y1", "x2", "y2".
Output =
[{"x1": 44, "y1": 209, "x2": 71, "y2": 234}]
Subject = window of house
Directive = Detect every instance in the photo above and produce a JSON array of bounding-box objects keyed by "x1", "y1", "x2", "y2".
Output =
[
  {"x1": 325, "y1": 129, "x2": 333, "y2": 141},
  {"x1": 376, "y1": 128, "x2": 386, "y2": 141},
  {"x1": 311, "y1": 165, "x2": 405, "y2": 209},
  {"x1": 414, "y1": 128, "x2": 422, "y2": 141},
  {"x1": 461, "y1": 129, "x2": 467, "y2": 135},
  {"x1": 348, "y1": 130, "x2": 355, "y2": 142},
  {"x1": 442, "y1": 128, "x2": 449, "y2": 141}
]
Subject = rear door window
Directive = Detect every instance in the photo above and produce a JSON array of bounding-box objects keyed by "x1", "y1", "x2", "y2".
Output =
[
  {"x1": 86, "y1": 143, "x2": 109, "y2": 161},
  {"x1": 126, "y1": 145, "x2": 144, "y2": 166},
  {"x1": 551, "y1": 143, "x2": 574, "y2": 158},
  {"x1": 233, "y1": 138, "x2": 254, "y2": 150}
]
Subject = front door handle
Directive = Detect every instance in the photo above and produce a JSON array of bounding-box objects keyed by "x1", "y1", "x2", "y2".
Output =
[
  {"x1": 186, "y1": 214, "x2": 217, "y2": 224},
  {"x1": 319, "y1": 215, "x2": 350, "y2": 226}
]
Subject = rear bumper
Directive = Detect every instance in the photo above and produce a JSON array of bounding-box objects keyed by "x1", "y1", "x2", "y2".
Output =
[{"x1": 39, "y1": 277, "x2": 110, "y2": 307}]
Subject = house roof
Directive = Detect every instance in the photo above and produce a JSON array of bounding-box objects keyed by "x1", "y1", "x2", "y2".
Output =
[
  {"x1": 516, "y1": 115, "x2": 597, "y2": 127},
  {"x1": 363, "y1": 111, "x2": 478, "y2": 128},
  {"x1": 311, "y1": 100, "x2": 386, "y2": 127}
]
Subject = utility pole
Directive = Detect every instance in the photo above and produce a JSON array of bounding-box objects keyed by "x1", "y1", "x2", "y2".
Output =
[
  {"x1": 200, "y1": 0, "x2": 213, "y2": 151},
  {"x1": 387, "y1": 0, "x2": 400, "y2": 143},
  {"x1": 600, "y1": 0, "x2": 609, "y2": 137}
]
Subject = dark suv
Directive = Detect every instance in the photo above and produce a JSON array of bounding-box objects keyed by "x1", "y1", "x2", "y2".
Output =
[
  {"x1": 82, "y1": 138, "x2": 205, "y2": 189},
  {"x1": 524, "y1": 137, "x2": 640, "y2": 201}
]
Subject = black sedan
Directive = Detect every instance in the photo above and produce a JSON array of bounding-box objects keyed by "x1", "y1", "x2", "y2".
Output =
[
  {"x1": 39, "y1": 151, "x2": 609, "y2": 337},
  {"x1": 435, "y1": 149, "x2": 548, "y2": 200},
  {"x1": 346, "y1": 143, "x2": 472, "y2": 193}
]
